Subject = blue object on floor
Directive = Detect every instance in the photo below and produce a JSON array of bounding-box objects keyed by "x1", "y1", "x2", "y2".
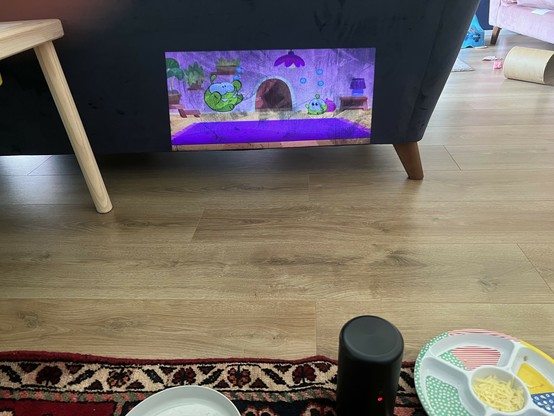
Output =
[{"x1": 462, "y1": 15, "x2": 485, "y2": 48}]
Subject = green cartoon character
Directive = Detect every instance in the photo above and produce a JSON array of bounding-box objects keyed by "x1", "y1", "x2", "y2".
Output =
[
  {"x1": 204, "y1": 75, "x2": 243, "y2": 112},
  {"x1": 306, "y1": 94, "x2": 327, "y2": 115}
]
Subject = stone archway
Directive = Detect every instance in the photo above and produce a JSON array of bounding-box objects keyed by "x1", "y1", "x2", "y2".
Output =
[{"x1": 255, "y1": 79, "x2": 292, "y2": 111}]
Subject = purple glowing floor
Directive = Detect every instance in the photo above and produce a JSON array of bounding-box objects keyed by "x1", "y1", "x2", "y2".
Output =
[{"x1": 171, "y1": 118, "x2": 371, "y2": 145}]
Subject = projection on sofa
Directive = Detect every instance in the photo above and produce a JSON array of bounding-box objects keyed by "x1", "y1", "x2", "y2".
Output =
[{"x1": 166, "y1": 48, "x2": 375, "y2": 151}]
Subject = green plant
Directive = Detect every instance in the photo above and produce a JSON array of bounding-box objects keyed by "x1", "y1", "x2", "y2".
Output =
[
  {"x1": 166, "y1": 58, "x2": 185, "y2": 92},
  {"x1": 184, "y1": 62, "x2": 206, "y2": 87},
  {"x1": 216, "y1": 57, "x2": 240, "y2": 67}
]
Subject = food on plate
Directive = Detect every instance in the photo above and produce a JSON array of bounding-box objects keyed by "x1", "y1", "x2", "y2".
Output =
[{"x1": 472, "y1": 375, "x2": 525, "y2": 412}]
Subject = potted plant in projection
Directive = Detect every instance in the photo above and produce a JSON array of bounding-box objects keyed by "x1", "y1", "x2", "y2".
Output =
[
  {"x1": 184, "y1": 62, "x2": 206, "y2": 90},
  {"x1": 215, "y1": 57, "x2": 241, "y2": 75},
  {"x1": 166, "y1": 58, "x2": 185, "y2": 105}
]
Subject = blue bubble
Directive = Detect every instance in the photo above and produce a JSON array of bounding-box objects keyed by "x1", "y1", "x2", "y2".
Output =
[
  {"x1": 317, "y1": 80, "x2": 324, "y2": 86},
  {"x1": 300, "y1": 78, "x2": 307, "y2": 84},
  {"x1": 233, "y1": 75, "x2": 241, "y2": 81},
  {"x1": 236, "y1": 67, "x2": 243, "y2": 73},
  {"x1": 316, "y1": 68, "x2": 323, "y2": 75}
]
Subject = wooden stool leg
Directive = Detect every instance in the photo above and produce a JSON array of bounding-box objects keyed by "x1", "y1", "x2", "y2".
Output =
[
  {"x1": 34, "y1": 41, "x2": 112, "y2": 213},
  {"x1": 393, "y1": 142, "x2": 424, "y2": 180},
  {"x1": 491, "y1": 26, "x2": 501, "y2": 46}
]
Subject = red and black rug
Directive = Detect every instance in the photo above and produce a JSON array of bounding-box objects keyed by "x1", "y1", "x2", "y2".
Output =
[{"x1": 0, "y1": 351, "x2": 426, "y2": 415}]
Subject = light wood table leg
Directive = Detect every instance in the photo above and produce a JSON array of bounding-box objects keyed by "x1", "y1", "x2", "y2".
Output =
[
  {"x1": 34, "y1": 41, "x2": 112, "y2": 213},
  {"x1": 393, "y1": 142, "x2": 424, "y2": 180}
]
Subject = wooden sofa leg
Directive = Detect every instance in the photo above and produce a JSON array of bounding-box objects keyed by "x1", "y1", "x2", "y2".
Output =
[
  {"x1": 393, "y1": 142, "x2": 424, "y2": 180},
  {"x1": 491, "y1": 26, "x2": 501, "y2": 45}
]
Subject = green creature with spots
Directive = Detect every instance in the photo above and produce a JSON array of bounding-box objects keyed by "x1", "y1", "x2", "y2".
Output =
[
  {"x1": 204, "y1": 75, "x2": 244, "y2": 112},
  {"x1": 306, "y1": 94, "x2": 327, "y2": 115}
]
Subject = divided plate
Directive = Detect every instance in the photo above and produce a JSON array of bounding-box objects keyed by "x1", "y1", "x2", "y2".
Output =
[
  {"x1": 126, "y1": 385, "x2": 240, "y2": 416},
  {"x1": 415, "y1": 329, "x2": 554, "y2": 416}
]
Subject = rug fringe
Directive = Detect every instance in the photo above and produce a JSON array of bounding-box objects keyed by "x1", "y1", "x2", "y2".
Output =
[{"x1": 0, "y1": 351, "x2": 414, "y2": 366}]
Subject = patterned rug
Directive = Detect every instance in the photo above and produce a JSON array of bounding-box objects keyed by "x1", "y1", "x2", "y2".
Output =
[{"x1": 0, "y1": 351, "x2": 426, "y2": 415}]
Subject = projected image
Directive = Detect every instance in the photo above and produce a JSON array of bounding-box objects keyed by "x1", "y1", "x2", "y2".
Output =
[{"x1": 166, "y1": 48, "x2": 375, "y2": 151}]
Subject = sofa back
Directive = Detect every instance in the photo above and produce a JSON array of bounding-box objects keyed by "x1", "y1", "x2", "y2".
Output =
[{"x1": 0, "y1": 0, "x2": 479, "y2": 155}]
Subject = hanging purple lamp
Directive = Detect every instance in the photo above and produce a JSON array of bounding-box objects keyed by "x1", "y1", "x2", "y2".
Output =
[{"x1": 274, "y1": 50, "x2": 305, "y2": 68}]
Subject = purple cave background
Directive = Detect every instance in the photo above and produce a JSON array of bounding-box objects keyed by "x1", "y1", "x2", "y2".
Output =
[{"x1": 166, "y1": 47, "x2": 375, "y2": 149}]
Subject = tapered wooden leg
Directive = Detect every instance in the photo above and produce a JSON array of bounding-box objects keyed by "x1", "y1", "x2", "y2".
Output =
[
  {"x1": 491, "y1": 26, "x2": 501, "y2": 46},
  {"x1": 393, "y1": 142, "x2": 424, "y2": 180},
  {"x1": 34, "y1": 41, "x2": 112, "y2": 213}
]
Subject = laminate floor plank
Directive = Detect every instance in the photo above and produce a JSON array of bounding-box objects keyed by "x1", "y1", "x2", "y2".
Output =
[
  {"x1": 309, "y1": 169, "x2": 554, "y2": 203},
  {"x1": 316, "y1": 302, "x2": 554, "y2": 360},
  {"x1": 446, "y1": 144, "x2": 554, "y2": 170},
  {"x1": 0, "y1": 204, "x2": 203, "y2": 243},
  {"x1": 429, "y1": 108, "x2": 554, "y2": 128},
  {"x1": 0, "y1": 299, "x2": 316, "y2": 359},
  {"x1": 518, "y1": 244, "x2": 554, "y2": 292},
  {"x1": 1, "y1": 242, "x2": 550, "y2": 303},
  {"x1": 0, "y1": 155, "x2": 52, "y2": 176},
  {"x1": 423, "y1": 125, "x2": 554, "y2": 146},
  {"x1": 193, "y1": 201, "x2": 554, "y2": 244},
  {"x1": 0, "y1": 175, "x2": 92, "y2": 206}
]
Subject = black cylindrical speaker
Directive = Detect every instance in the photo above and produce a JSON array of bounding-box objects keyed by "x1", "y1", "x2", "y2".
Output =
[{"x1": 336, "y1": 315, "x2": 404, "y2": 416}]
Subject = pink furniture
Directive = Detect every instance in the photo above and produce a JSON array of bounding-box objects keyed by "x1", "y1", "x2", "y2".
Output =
[{"x1": 490, "y1": 0, "x2": 554, "y2": 45}]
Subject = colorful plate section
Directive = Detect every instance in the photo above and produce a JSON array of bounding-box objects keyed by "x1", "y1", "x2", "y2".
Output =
[{"x1": 415, "y1": 329, "x2": 554, "y2": 416}]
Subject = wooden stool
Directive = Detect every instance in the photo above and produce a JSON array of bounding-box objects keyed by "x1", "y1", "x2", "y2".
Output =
[{"x1": 0, "y1": 19, "x2": 112, "y2": 213}]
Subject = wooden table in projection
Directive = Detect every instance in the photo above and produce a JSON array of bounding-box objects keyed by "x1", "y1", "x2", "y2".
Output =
[
  {"x1": 339, "y1": 96, "x2": 369, "y2": 111},
  {"x1": 0, "y1": 19, "x2": 112, "y2": 213}
]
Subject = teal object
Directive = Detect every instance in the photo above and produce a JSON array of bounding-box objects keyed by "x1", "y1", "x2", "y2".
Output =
[{"x1": 462, "y1": 15, "x2": 485, "y2": 48}]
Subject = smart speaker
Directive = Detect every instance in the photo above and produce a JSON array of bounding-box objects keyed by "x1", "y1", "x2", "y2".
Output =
[{"x1": 336, "y1": 315, "x2": 404, "y2": 416}]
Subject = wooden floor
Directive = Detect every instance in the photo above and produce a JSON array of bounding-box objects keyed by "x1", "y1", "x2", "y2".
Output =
[{"x1": 1, "y1": 32, "x2": 554, "y2": 362}]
